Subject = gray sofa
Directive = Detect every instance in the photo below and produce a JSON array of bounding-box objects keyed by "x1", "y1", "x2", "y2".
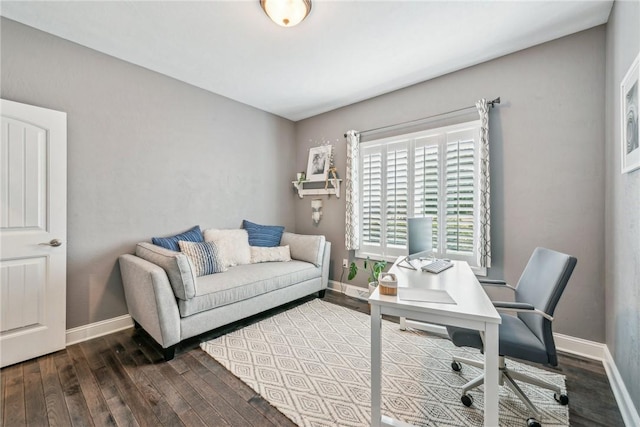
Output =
[{"x1": 119, "y1": 233, "x2": 331, "y2": 360}]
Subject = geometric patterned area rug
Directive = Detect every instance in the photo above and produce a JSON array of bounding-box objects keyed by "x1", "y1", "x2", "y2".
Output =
[{"x1": 201, "y1": 299, "x2": 569, "y2": 427}]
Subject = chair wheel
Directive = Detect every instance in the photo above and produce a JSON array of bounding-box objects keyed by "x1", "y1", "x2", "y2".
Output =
[
  {"x1": 527, "y1": 418, "x2": 541, "y2": 427},
  {"x1": 554, "y1": 393, "x2": 569, "y2": 405},
  {"x1": 461, "y1": 394, "x2": 473, "y2": 407},
  {"x1": 451, "y1": 361, "x2": 462, "y2": 371}
]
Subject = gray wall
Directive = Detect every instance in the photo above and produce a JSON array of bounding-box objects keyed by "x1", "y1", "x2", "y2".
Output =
[
  {"x1": 0, "y1": 15, "x2": 620, "y2": 352},
  {"x1": 294, "y1": 27, "x2": 607, "y2": 343},
  {"x1": 0, "y1": 18, "x2": 296, "y2": 329},
  {"x1": 605, "y1": 0, "x2": 640, "y2": 412}
]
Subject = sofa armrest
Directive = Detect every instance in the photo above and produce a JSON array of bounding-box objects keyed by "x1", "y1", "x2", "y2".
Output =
[
  {"x1": 320, "y1": 241, "x2": 331, "y2": 289},
  {"x1": 118, "y1": 254, "x2": 181, "y2": 348},
  {"x1": 281, "y1": 232, "x2": 326, "y2": 266}
]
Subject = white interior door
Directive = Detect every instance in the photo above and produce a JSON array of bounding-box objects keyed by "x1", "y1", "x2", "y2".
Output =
[{"x1": 1, "y1": 99, "x2": 67, "y2": 368}]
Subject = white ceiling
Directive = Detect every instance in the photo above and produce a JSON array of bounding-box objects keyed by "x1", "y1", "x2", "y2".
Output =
[{"x1": 1, "y1": 1, "x2": 613, "y2": 121}]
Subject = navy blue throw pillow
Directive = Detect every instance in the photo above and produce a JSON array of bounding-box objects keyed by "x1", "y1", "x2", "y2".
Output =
[
  {"x1": 243, "y1": 220, "x2": 285, "y2": 247},
  {"x1": 152, "y1": 225, "x2": 203, "y2": 251}
]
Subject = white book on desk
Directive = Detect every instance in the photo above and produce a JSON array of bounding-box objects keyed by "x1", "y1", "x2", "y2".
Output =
[{"x1": 398, "y1": 288, "x2": 456, "y2": 304}]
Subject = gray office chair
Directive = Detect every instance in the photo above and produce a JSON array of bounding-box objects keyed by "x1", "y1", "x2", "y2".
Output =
[{"x1": 446, "y1": 247, "x2": 577, "y2": 427}]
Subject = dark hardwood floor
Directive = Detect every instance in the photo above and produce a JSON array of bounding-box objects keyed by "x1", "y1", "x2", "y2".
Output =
[{"x1": 1, "y1": 291, "x2": 625, "y2": 426}]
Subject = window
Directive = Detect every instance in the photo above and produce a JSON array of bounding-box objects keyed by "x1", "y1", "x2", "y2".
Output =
[{"x1": 356, "y1": 121, "x2": 482, "y2": 269}]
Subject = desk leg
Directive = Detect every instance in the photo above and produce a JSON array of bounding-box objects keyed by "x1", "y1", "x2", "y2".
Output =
[
  {"x1": 371, "y1": 304, "x2": 382, "y2": 427},
  {"x1": 483, "y1": 323, "x2": 499, "y2": 427}
]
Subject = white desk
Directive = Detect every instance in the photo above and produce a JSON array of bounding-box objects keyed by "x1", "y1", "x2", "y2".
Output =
[{"x1": 369, "y1": 257, "x2": 501, "y2": 427}]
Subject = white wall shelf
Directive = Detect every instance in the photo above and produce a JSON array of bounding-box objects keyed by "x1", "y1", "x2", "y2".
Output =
[{"x1": 292, "y1": 179, "x2": 342, "y2": 198}]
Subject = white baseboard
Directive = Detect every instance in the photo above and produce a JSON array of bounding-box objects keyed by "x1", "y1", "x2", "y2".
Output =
[
  {"x1": 552, "y1": 332, "x2": 605, "y2": 361},
  {"x1": 328, "y1": 280, "x2": 369, "y2": 300},
  {"x1": 66, "y1": 314, "x2": 133, "y2": 346},
  {"x1": 603, "y1": 346, "x2": 640, "y2": 427}
]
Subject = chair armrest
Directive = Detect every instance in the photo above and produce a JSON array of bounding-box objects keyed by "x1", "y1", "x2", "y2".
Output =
[
  {"x1": 493, "y1": 301, "x2": 534, "y2": 310},
  {"x1": 493, "y1": 301, "x2": 553, "y2": 321},
  {"x1": 479, "y1": 279, "x2": 516, "y2": 291}
]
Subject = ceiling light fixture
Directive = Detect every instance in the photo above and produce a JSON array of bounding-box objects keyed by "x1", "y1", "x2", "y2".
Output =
[{"x1": 260, "y1": 0, "x2": 311, "y2": 27}]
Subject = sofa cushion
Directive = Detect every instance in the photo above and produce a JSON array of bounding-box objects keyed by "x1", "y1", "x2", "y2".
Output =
[
  {"x1": 242, "y1": 220, "x2": 285, "y2": 247},
  {"x1": 203, "y1": 228, "x2": 251, "y2": 267},
  {"x1": 178, "y1": 241, "x2": 226, "y2": 277},
  {"x1": 135, "y1": 242, "x2": 196, "y2": 300},
  {"x1": 250, "y1": 245, "x2": 291, "y2": 263},
  {"x1": 280, "y1": 232, "x2": 326, "y2": 267},
  {"x1": 178, "y1": 261, "x2": 320, "y2": 317},
  {"x1": 151, "y1": 225, "x2": 203, "y2": 251}
]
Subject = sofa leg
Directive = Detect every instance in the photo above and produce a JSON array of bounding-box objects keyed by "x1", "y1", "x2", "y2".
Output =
[
  {"x1": 163, "y1": 345, "x2": 177, "y2": 361},
  {"x1": 318, "y1": 289, "x2": 326, "y2": 298}
]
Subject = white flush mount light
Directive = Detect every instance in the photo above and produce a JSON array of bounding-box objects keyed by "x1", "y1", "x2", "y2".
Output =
[{"x1": 260, "y1": 0, "x2": 312, "y2": 27}]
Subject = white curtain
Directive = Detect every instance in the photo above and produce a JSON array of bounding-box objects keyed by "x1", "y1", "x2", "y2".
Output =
[
  {"x1": 345, "y1": 130, "x2": 360, "y2": 250},
  {"x1": 476, "y1": 99, "x2": 492, "y2": 268}
]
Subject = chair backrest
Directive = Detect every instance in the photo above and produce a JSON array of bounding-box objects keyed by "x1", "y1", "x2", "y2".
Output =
[{"x1": 515, "y1": 247, "x2": 577, "y2": 366}]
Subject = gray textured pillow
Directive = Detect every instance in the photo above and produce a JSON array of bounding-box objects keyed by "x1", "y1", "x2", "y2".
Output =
[
  {"x1": 280, "y1": 232, "x2": 325, "y2": 266},
  {"x1": 136, "y1": 242, "x2": 196, "y2": 300}
]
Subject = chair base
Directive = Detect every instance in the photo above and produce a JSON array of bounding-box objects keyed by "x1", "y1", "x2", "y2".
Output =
[{"x1": 452, "y1": 355, "x2": 567, "y2": 419}]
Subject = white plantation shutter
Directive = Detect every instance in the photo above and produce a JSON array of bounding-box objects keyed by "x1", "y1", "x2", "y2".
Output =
[
  {"x1": 445, "y1": 137, "x2": 475, "y2": 255},
  {"x1": 414, "y1": 137, "x2": 440, "y2": 251},
  {"x1": 361, "y1": 146, "x2": 382, "y2": 246},
  {"x1": 357, "y1": 120, "x2": 485, "y2": 270},
  {"x1": 385, "y1": 142, "x2": 409, "y2": 247}
]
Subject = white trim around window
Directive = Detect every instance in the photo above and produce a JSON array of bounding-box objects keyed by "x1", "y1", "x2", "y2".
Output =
[{"x1": 356, "y1": 120, "x2": 486, "y2": 276}]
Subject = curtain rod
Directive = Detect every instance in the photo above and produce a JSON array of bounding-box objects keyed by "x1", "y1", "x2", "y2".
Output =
[{"x1": 343, "y1": 97, "x2": 500, "y2": 138}]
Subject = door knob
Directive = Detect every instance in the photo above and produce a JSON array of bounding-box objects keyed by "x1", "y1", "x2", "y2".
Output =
[{"x1": 40, "y1": 239, "x2": 63, "y2": 247}]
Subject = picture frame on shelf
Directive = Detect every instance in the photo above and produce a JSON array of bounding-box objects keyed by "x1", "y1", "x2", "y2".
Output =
[
  {"x1": 621, "y1": 53, "x2": 639, "y2": 174},
  {"x1": 306, "y1": 145, "x2": 332, "y2": 181}
]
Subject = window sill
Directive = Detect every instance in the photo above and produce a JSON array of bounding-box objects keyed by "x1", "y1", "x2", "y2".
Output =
[
  {"x1": 354, "y1": 251, "x2": 398, "y2": 263},
  {"x1": 355, "y1": 250, "x2": 488, "y2": 277}
]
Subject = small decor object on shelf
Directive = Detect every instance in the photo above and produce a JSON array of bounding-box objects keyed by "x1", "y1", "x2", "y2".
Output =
[
  {"x1": 296, "y1": 171, "x2": 306, "y2": 184},
  {"x1": 292, "y1": 178, "x2": 342, "y2": 198},
  {"x1": 311, "y1": 199, "x2": 322, "y2": 224},
  {"x1": 621, "y1": 52, "x2": 640, "y2": 174},
  {"x1": 378, "y1": 273, "x2": 398, "y2": 296},
  {"x1": 306, "y1": 145, "x2": 332, "y2": 182},
  {"x1": 325, "y1": 166, "x2": 338, "y2": 190}
]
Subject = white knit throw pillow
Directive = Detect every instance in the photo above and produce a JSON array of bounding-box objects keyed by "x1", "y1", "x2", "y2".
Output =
[{"x1": 250, "y1": 245, "x2": 292, "y2": 263}]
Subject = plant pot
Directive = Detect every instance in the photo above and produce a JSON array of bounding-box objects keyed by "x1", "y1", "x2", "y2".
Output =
[{"x1": 369, "y1": 282, "x2": 377, "y2": 295}]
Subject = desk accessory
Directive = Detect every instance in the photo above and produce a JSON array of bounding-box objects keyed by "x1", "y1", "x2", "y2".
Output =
[
  {"x1": 421, "y1": 259, "x2": 453, "y2": 273},
  {"x1": 378, "y1": 273, "x2": 398, "y2": 295}
]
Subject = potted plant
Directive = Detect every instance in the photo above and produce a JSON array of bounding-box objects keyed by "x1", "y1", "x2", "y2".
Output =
[
  {"x1": 296, "y1": 171, "x2": 306, "y2": 185},
  {"x1": 348, "y1": 257, "x2": 387, "y2": 294}
]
